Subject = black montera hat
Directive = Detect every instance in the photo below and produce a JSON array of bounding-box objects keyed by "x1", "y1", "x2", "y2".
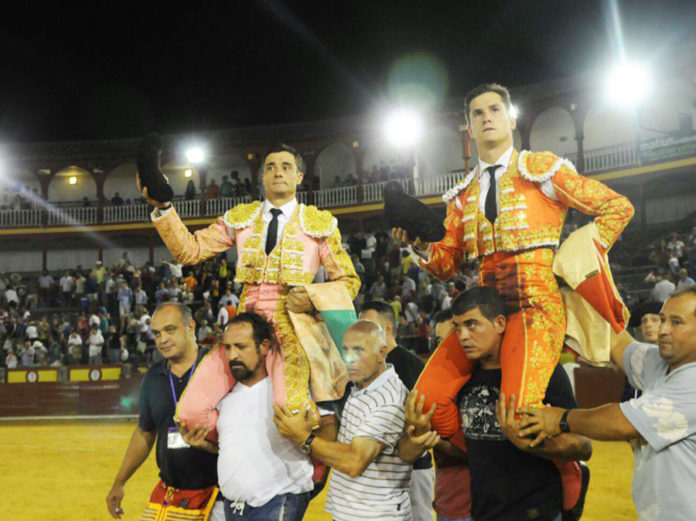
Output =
[
  {"x1": 628, "y1": 301, "x2": 662, "y2": 328},
  {"x1": 384, "y1": 181, "x2": 446, "y2": 242},
  {"x1": 136, "y1": 133, "x2": 174, "y2": 204}
]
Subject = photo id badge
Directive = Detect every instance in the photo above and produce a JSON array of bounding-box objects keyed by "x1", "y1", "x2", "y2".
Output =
[{"x1": 167, "y1": 427, "x2": 190, "y2": 449}]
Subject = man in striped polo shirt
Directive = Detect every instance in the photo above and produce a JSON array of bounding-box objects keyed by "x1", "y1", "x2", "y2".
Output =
[{"x1": 274, "y1": 320, "x2": 413, "y2": 520}]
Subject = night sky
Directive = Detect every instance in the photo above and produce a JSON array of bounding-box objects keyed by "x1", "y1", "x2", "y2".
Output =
[{"x1": 1, "y1": 0, "x2": 695, "y2": 142}]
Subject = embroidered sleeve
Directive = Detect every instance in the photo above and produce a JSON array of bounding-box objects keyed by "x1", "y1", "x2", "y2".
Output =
[
  {"x1": 152, "y1": 206, "x2": 235, "y2": 266},
  {"x1": 319, "y1": 226, "x2": 361, "y2": 299},
  {"x1": 422, "y1": 199, "x2": 467, "y2": 281},
  {"x1": 551, "y1": 162, "x2": 634, "y2": 250}
]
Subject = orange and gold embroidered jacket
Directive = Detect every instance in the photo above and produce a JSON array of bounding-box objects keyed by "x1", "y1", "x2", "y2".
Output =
[
  {"x1": 151, "y1": 201, "x2": 360, "y2": 299},
  {"x1": 422, "y1": 150, "x2": 635, "y2": 280}
]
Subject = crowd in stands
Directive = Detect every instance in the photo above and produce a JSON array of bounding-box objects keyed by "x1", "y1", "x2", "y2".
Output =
[
  {"x1": 0, "y1": 225, "x2": 471, "y2": 371},
  {"x1": 640, "y1": 227, "x2": 696, "y2": 302},
  {"x1": 3, "y1": 217, "x2": 696, "y2": 372}
]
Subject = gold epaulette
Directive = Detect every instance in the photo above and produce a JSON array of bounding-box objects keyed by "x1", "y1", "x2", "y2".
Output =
[
  {"x1": 223, "y1": 200, "x2": 262, "y2": 229},
  {"x1": 518, "y1": 150, "x2": 577, "y2": 183},
  {"x1": 299, "y1": 204, "x2": 337, "y2": 238}
]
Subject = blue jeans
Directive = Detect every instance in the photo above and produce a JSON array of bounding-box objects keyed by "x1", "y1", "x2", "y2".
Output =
[{"x1": 223, "y1": 492, "x2": 310, "y2": 521}]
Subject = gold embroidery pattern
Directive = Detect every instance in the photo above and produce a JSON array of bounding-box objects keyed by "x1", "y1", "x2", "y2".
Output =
[
  {"x1": 273, "y1": 289, "x2": 315, "y2": 420},
  {"x1": 223, "y1": 201, "x2": 262, "y2": 229},
  {"x1": 235, "y1": 217, "x2": 265, "y2": 284},
  {"x1": 425, "y1": 199, "x2": 468, "y2": 280},
  {"x1": 280, "y1": 219, "x2": 314, "y2": 286},
  {"x1": 299, "y1": 205, "x2": 337, "y2": 238},
  {"x1": 552, "y1": 165, "x2": 634, "y2": 249}
]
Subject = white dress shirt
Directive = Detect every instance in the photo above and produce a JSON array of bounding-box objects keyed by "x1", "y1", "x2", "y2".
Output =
[
  {"x1": 261, "y1": 198, "x2": 298, "y2": 250},
  {"x1": 478, "y1": 146, "x2": 558, "y2": 216}
]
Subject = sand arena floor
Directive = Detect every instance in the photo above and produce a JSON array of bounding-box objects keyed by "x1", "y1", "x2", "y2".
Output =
[{"x1": 1, "y1": 419, "x2": 637, "y2": 520}]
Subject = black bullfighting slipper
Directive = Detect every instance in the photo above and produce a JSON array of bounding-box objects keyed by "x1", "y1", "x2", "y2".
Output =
[
  {"x1": 137, "y1": 133, "x2": 174, "y2": 204},
  {"x1": 384, "y1": 181, "x2": 446, "y2": 242}
]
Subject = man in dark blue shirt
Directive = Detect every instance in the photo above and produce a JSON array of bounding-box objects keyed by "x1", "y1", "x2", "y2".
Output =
[{"x1": 106, "y1": 302, "x2": 221, "y2": 520}]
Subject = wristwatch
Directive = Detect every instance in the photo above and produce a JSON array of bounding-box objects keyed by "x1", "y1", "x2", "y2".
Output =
[
  {"x1": 559, "y1": 409, "x2": 571, "y2": 433},
  {"x1": 301, "y1": 433, "x2": 316, "y2": 454}
]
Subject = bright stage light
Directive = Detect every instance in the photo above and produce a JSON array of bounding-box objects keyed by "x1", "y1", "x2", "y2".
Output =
[
  {"x1": 185, "y1": 147, "x2": 206, "y2": 165},
  {"x1": 605, "y1": 62, "x2": 651, "y2": 107},
  {"x1": 184, "y1": 169, "x2": 193, "y2": 178},
  {"x1": 509, "y1": 104, "x2": 520, "y2": 119},
  {"x1": 383, "y1": 109, "x2": 423, "y2": 148}
]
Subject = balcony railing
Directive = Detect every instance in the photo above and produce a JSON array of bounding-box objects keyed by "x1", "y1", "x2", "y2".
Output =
[
  {"x1": 0, "y1": 208, "x2": 42, "y2": 228},
  {"x1": 567, "y1": 141, "x2": 637, "y2": 173},
  {"x1": 46, "y1": 206, "x2": 98, "y2": 226}
]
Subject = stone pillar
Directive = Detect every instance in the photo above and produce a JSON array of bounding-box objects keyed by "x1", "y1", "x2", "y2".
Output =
[
  {"x1": 575, "y1": 128, "x2": 585, "y2": 173},
  {"x1": 353, "y1": 141, "x2": 364, "y2": 202},
  {"x1": 302, "y1": 150, "x2": 318, "y2": 206}
]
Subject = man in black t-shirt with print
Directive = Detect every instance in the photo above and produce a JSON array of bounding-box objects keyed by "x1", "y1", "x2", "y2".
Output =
[
  {"x1": 451, "y1": 287, "x2": 592, "y2": 521},
  {"x1": 359, "y1": 300, "x2": 434, "y2": 521}
]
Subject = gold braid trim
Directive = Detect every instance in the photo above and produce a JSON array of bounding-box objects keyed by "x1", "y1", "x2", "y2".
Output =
[{"x1": 273, "y1": 290, "x2": 317, "y2": 422}]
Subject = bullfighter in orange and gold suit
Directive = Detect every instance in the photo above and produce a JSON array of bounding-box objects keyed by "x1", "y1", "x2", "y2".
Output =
[{"x1": 399, "y1": 85, "x2": 634, "y2": 441}]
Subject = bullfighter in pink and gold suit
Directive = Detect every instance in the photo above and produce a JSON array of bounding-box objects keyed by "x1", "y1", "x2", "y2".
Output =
[{"x1": 146, "y1": 144, "x2": 359, "y2": 422}]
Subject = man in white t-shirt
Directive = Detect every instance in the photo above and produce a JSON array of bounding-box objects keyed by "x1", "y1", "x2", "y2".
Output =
[
  {"x1": 88, "y1": 326, "x2": 105, "y2": 364},
  {"x1": 181, "y1": 312, "x2": 336, "y2": 521}
]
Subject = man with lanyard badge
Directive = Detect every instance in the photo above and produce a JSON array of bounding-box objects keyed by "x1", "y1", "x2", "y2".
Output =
[{"x1": 106, "y1": 302, "x2": 224, "y2": 521}]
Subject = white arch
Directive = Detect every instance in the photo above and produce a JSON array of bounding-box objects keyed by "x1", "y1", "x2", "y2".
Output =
[
  {"x1": 49, "y1": 166, "x2": 97, "y2": 203},
  {"x1": 530, "y1": 106, "x2": 577, "y2": 156},
  {"x1": 104, "y1": 163, "x2": 140, "y2": 202},
  {"x1": 315, "y1": 143, "x2": 356, "y2": 188}
]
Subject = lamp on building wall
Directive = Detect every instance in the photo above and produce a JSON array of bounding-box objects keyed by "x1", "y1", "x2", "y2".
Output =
[
  {"x1": 605, "y1": 61, "x2": 651, "y2": 108},
  {"x1": 185, "y1": 147, "x2": 206, "y2": 165},
  {"x1": 383, "y1": 108, "x2": 424, "y2": 182},
  {"x1": 69, "y1": 176, "x2": 77, "y2": 185},
  {"x1": 184, "y1": 169, "x2": 193, "y2": 178}
]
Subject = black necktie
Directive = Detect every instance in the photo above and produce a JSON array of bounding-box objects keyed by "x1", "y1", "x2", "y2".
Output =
[
  {"x1": 484, "y1": 166, "x2": 499, "y2": 224},
  {"x1": 265, "y1": 208, "x2": 283, "y2": 255}
]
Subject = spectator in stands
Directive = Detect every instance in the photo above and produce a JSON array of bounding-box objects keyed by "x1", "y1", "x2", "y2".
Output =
[
  {"x1": 359, "y1": 301, "x2": 434, "y2": 521},
  {"x1": 37, "y1": 270, "x2": 54, "y2": 307},
  {"x1": 134, "y1": 285, "x2": 148, "y2": 308},
  {"x1": 197, "y1": 319, "x2": 212, "y2": 344},
  {"x1": 25, "y1": 320, "x2": 39, "y2": 343},
  {"x1": 274, "y1": 320, "x2": 412, "y2": 521},
  {"x1": 185, "y1": 179, "x2": 197, "y2": 200},
  {"x1": 242, "y1": 178, "x2": 251, "y2": 196},
  {"x1": 217, "y1": 299, "x2": 237, "y2": 327},
  {"x1": 332, "y1": 175, "x2": 342, "y2": 188},
  {"x1": 111, "y1": 192, "x2": 124, "y2": 206},
  {"x1": 5, "y1": 286, "x2": 19, "y2": 309},
  {"x1": 82, "y1": 197, "x2": 91, "y2": 207},
  {"x1": 652, "y1": 273, "x2": 676, "y2": 302},
  {"x1": 67, "y1": 330, "x2": 83, "y2": 365},
  {"x1": 206, "y1": 179, "x2": 220, "y2": 199},
  {"x1": 667, "y1": 232, "x2": 685, "y2": 262},
  {"x1": 677, "y1": 268, "x2": 696, "y2": 289},
  {"x1": 5, "y1": 350, "x2": 18, "y2": 369},
  {"x1": 218, "y1": 287, "x2": 239, "y2": 308},
  {"x1": 88, "y1": 325, "x2": 105, "y2": 364},
  {"x1": 368, "y1": 275, "x2": 388, "y2": 300},
  {"x1": 520, "y1": 286, "x2": 696, "y2": 521},
  {"x1": 117, "y1": 281, "x2": 132, "y2": 322},
  {"x1": 154, "y1": 281, "x2": 169, "y2": 305},
  {"x1": 220, "y1": 175, "x2": 233, "y2": 198},
  {"x1": 19, "y1": 340, "x2": 35, "y2": 366}
]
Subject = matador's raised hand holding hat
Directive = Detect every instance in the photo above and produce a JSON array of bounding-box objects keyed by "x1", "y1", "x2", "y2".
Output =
[
  {"x1": 137, "y1": 133, "x2": 174, "y2": 204},
  {"x1": 384, "y1": 181, "x2": 446, "y2": 242}
]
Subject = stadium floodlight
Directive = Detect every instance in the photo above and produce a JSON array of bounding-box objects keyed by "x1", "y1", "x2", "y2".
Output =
[
  {"x1": 383, "y1": 108, "x2": 423, "y2": 148},
  {"x1": 185, "y1": 146, "x2": 206, "y2": 165},
  {"x1": 605, "y1": 61, "x2": 651, "y2": 108},
  {"x1": 509, "y1": 104, "x2": 520, "y2": 119}
]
